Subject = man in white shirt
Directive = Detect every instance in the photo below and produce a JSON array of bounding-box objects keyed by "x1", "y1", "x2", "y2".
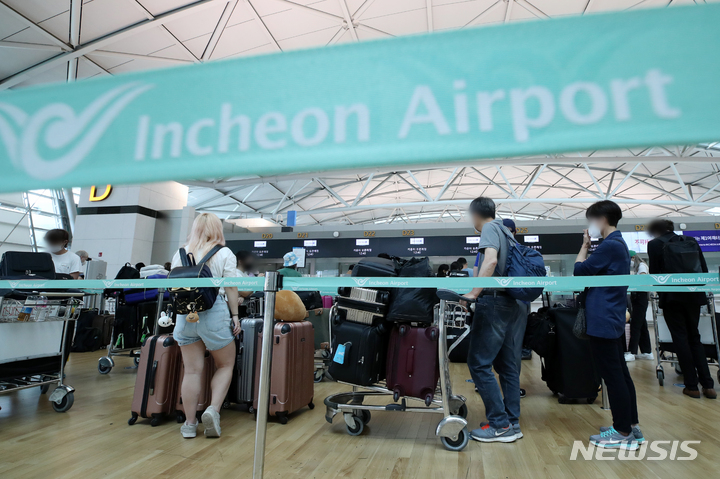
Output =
[{"x1": 44, "y1": 229, "x2": 82, "y2": 279}]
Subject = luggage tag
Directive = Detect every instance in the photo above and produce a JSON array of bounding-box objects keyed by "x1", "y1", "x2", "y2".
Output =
[{"x1": 333, "y1": 343, "x2": 349, "y2": 364}]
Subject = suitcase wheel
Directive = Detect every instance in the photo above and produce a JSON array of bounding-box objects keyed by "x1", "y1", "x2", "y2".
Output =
[
  {"x1": 424, "y1": 394, "x2": 433, "y2": 407},
  {"x1": 587, "y1": 396, "x2": 597, "y2": 404},
  {"x1": 176, "y1": 412, "x2": 186, "y2": 423},
  {"x1": 128, "y1": 413, "x2": 138, "y2": 426},
  {"x1": 557, "y1": 395, "x2": 568, "y2": 404},
  {"x1": 393, "y1": 390, "x2": 400, "y2": 402},
  {"x1": 248, "y1": 405, "x2": 255, "y2": 414},
  {"x1": 308, "y1": 400, "x2": 315, "y2": 410},
  {"x1": 150, "y1": 415, "x2": 160, "y2": 427},
  {"x1": 277, "y1": 413, "x2": 288, "y2": 425}
]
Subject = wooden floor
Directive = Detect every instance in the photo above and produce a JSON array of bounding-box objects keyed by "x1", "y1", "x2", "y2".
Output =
[{"x1": 2, "y1": 333, "x2": 719, "y2": 479}]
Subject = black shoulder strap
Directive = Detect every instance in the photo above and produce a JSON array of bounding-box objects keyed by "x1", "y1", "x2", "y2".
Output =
[
  {"x1": 179, "y1": 248, "x2": 191, "y2": 267},
  {"x1": 198, "y1": 244, "x2": 223, "y2": 265}
]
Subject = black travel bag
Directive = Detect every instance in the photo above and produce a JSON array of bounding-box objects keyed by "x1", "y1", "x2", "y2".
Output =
[
  {"x1": 385, "y1": 257, "x2": 438, "y2": 324},
  {"x1": 296, "y1": 291, "x2": 323, "y2": 310},
  {"x1": 328, "y1": 318, "x2": 388, "y2": 386},
  {"x1": 351, "y1": 257, "x2": 397, "y2": 278},
  {"x1": 0, "y1": 251, "x2": 56, "y2": 279}
]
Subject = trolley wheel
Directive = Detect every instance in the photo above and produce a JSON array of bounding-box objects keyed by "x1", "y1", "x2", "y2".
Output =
[
  {"x1": 674, "y1": 363, "x2": 683, "y2": 376},
  {"x1": 452, "y1": 403, "x2": 468, "y2": 419},
  {"x1": 346, "y1": 415, "x2": 365, "y2": 436},
  {"x1": 321, "y1": 349, "x2": 331, "y2": 360},
  {"x1": 128, "y1": 413, "x2": 138, "y2": 425},
  {"x1": 314, "y1": 370, "x2": 324, "y2": 383},
  {"x1": 40, "y1": 384, "x2": 49, "y2": 394},
  {"x1": 52, "y1": 391, "x2": 74, "y2": 413},
  {"x1": 150, "y1": 416, "x2": 160, "y2": 427},
  {"x1": 360, "y1": 409, "x2": 371, "y2": 425},
  {"x1": 98, "y1": 363, "x2": 112, "y2": 375},
  {"x1": 441, "y1": 427, "x2": 469, "y2": 452},
  {"x1": 134, "y1": 356, "x2": 141, "y2": 366},
  {"x1": 248, "y1": 405, "x2": 255, "y2": 415},
  {"x1": 657, "y1": 369, "x2": 665, "y2": 386},
  {"x1": 308, "y1": 401, "x2": 315, "y2": 410}
]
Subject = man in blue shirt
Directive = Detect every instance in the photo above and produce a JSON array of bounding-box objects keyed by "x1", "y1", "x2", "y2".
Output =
[{"x1": 574, "y1": 200, "x2": 641, "y2": 451}]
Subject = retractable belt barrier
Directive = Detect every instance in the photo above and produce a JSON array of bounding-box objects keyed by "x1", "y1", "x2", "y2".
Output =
[{"x1": 2, "y1": 273, "x2": 718, "y2": 293}]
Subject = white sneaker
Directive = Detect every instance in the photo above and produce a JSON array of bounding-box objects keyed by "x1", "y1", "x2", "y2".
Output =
[
  {"x1": 635, "y1": 352, "x2": 654, "y2": 360},
  {"x1": 624, "y1": 352, "x2": 636, "y2": 362},
  {"x1": 181, "y1": 421, "x2": 197, "y2": 438},
  {"x1": 202, "y1": 406, "x2": 221, "y2": 438}
]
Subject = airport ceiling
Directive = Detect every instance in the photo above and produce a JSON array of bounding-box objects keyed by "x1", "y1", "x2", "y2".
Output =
[{"x1": 2, "y1": 0, "x2": 720, "y2": 226}]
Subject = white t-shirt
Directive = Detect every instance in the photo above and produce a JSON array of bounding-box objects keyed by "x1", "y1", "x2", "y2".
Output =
[
  {"x1": 171, "y1": 245, "x2": 238, "y2": 295},
  {"x1": 51, "y1": 251, "x2": 83, "y2": 276},
  {"x1": 631, "y1": 261, "x2": 649, "y2": 275}
]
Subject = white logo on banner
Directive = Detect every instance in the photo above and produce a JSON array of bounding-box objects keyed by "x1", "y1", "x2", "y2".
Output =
[
  {"x1": 103, "y1": 280, "x2": 115, "y2": 288},
  {"x1": 652, "y1": 275, "x2": 671, "y2": 284},
  {"x1": 9, "y1": 281, "x2": 18, "y2": 288},
  {"x1": 688, "y1": 286, "x2": 697, "y2": 291},
  {"x1": 211, "y1": 278, "x2": 224, "y2": 287},
  {"x1": 0, "y1": 82, "x2": 152, "y2": 180},
  {"x1": 495, "y1": 278, "x2": 513, "y2": 287},
  {"x1": 352, "y1": 278, "x2": 370, "y2": 287}
]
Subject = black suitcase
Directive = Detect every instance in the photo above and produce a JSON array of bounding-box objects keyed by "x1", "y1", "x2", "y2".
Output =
[
  {"x1": 296, "y1": 291, "x2": 322, "y2": 310},
  {"x1": 114, "y1": 304, "x2": 141, "y2": 349},
  {"x1": 328, "y1": 320, "x2": 388, "y2": 386},
  {"x1": 542, "y1": 307, "x2": 600, "y2": 404},
  {"x1": 351, "y1": 257, "x2": 397, "y2": 277},
  {"x1": 227, "y1": 317, "x2": 262, "y2": 411},
  {"x1": 0, "y1": 251, "x2": 56, "y2": 279}
]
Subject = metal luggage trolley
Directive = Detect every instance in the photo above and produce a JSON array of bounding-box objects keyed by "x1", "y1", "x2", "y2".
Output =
[
  {"x1": 98, "y1": 289, "x2": 166, "y2": 374},
  {"x1": 0, "y1": 292, "x2": 83, "y2": 412},
  {"x1": 324, "y1": 289, "x2": 470, "y2": 451},
  {"x1": 652, "y1": 293, "x2": 720, "y2": 385},
  {"x1": 313, "y1": 303, "x2": 335, "y2": 383}
]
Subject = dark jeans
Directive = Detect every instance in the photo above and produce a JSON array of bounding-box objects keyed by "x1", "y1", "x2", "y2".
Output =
[
  {"x1": 589, "y1": 334, "x2": 639, "y2": 434},
  {"x1": 467, "y1": 295, "x2": 521, "y2": 428},
  {"x1": 662, "y1": 302, "x2": 715, "y2": 390},
  {"x1": 628, "y1": 292, "x2": 651, "y2": 355}
]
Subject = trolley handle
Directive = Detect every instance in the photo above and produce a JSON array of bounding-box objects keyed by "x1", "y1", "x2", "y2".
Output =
[{"x1": 436, "y1": 289, "x2": 477, "y2": 303}]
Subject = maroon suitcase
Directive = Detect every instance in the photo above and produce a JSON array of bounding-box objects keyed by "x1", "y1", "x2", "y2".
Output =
[
  {"x1": 129, "y1": 335, "x2": 180, "y2": 426},
  {"x1": 175, "y1": 350, "x2": 216, "y2": 423},
  {"x1": 253, "y1": 321, "x2": 315, "y2": 424},
  {"x1": 386, "y1": 324, "x2": 440, "y2": 406}
]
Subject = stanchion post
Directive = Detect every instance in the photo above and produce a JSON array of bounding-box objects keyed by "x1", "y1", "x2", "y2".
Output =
[
  {"x1": 253, "y1": 271, "x2": 280, "y2": 479},
  {"x1": 601, "y1": 378, "x2": 610, "y2": 410}
]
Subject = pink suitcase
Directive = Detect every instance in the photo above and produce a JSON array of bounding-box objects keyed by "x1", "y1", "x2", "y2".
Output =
[
  {"x1": 322, "y1": 295, "x2": 333, "y2": 309},
  {"x1": 386, "y1": 324, "x2": 440, "y2": 406}
]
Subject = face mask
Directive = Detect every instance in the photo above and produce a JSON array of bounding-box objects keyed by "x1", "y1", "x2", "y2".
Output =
[
  {"x1": 587, "y1": 222, "x2": 602, "y2": 239},
  {"x1": 47, "y1": 243, "x2": 64, "y2": 253}
]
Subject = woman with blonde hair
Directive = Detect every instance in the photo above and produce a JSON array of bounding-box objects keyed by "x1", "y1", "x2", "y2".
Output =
[{"x1": 171, "y1": 213, "x2": 240, "y2": 439}]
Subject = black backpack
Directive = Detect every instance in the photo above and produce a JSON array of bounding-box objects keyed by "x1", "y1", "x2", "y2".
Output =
[
  {"x1": 659, "y1": 235, "x2": 703, "y2": 274},
  {"x1": 168, "y1": 245, "x2": 223, "y2": 315},
  {"x1": 116, "y1": 263, "x2": 140, "y2": 280}
]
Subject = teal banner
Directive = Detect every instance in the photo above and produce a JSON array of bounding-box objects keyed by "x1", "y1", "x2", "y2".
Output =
[
  {"x1": 1, "y1": 273, "x2": 717, "y2": 293},
  {"x1": 1, "y1": 6, "x2": 720, "y2": 192}
]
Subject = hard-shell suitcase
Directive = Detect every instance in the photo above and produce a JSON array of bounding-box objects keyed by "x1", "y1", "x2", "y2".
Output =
[
  {"x1": 129, "y1": 334, "x2": 180, "y2": 426},
  {"x1": 176, "y1": 350, "x2": 216, "y2": 423},
  {"x1": 93, "y1": 314, "x2": 114, "y2": 347},
  {"x1": 351, "y1": 257, "x2": 397, "y2": 278},
  {"x1": 253, "y1": 321, "x2": 315, "y2": 424},
  {"x1": 322, "y1": 295, "x2": 333, "y2": 309},
  {"x1": 328, "y1": 319, "x2": 388, "y2": 386},
  {"x1": 227, "y1": 317, "x2": 263, "y2": 411},
  {"x1": 542, "y1": 307, "x2": 600, "y2": 404},
  {"x1": 386, "y1": 324, "x2": 440, "y2": 406}
]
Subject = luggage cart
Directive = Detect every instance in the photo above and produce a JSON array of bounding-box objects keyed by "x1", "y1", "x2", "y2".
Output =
[
  {"x1": 0, "y1": 292, "x2": 83, "y2": 412},
  {"x1": 98, "y1": 289, "x2": 166, "y2": 374},
  {"x1": 652, "y1": 293, "x2": 720, "y2": 386},
  {"x1": 324, "y1": 289, "x2": 470, "y2": 451},
  {"x1": 313, "y1": 303, "x2": 334, "y2": 383}
]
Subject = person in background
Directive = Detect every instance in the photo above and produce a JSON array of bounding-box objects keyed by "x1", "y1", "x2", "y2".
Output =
[
  {"x1": 626, "y1": 251, "x2": 653, "y2": 362},
  {"x1": 457, "y1": 257, "x2": 474, "y2": 277},
  {"x1": 171, "y1": 213, "x2": 240, "y2": 439},
  {"x1": 135, "y1": 262, "x2": 146, "y2": 271},
  {"x1": 277, "y1": 251, "x2": 302, "y2": 277},
  {"x1": 462, "y1": 197, "x2": 521, "y2": 443},
  {"x1": 347, "y1": 264, "x2": 355, "y2": 276},
  {"x1": 449, "y1": 261, "x2": 461, "y2": 273},
  {"x1": 44, "y1": 229, "x2": 82, "y2": 279},
  {"x1": 437, "y1": 264, "x2": 449, "y2": 277},
  {"x1": 164, "y1": 261, "x2": 172, "y2": 272},
  {"x1": 647, "y1": 219, "x2": 716, "y2": 399},
  {"x1": 75, "y1": 250, "x2": 89, "y2": 279},
  {"x1": 574, "y1": 200, "x2": 641, "y2": 450},
  {"x1": 234, "y1": 250, "x2": 255, "y2": 302}
]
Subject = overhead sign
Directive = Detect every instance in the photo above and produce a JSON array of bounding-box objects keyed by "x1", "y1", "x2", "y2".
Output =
[
  {"x1": 88, "y1": 184, "x2": 112, "y2": 202},
  {"x1": 0, "y1": 6, "x2": 719, "y2": 192}
]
